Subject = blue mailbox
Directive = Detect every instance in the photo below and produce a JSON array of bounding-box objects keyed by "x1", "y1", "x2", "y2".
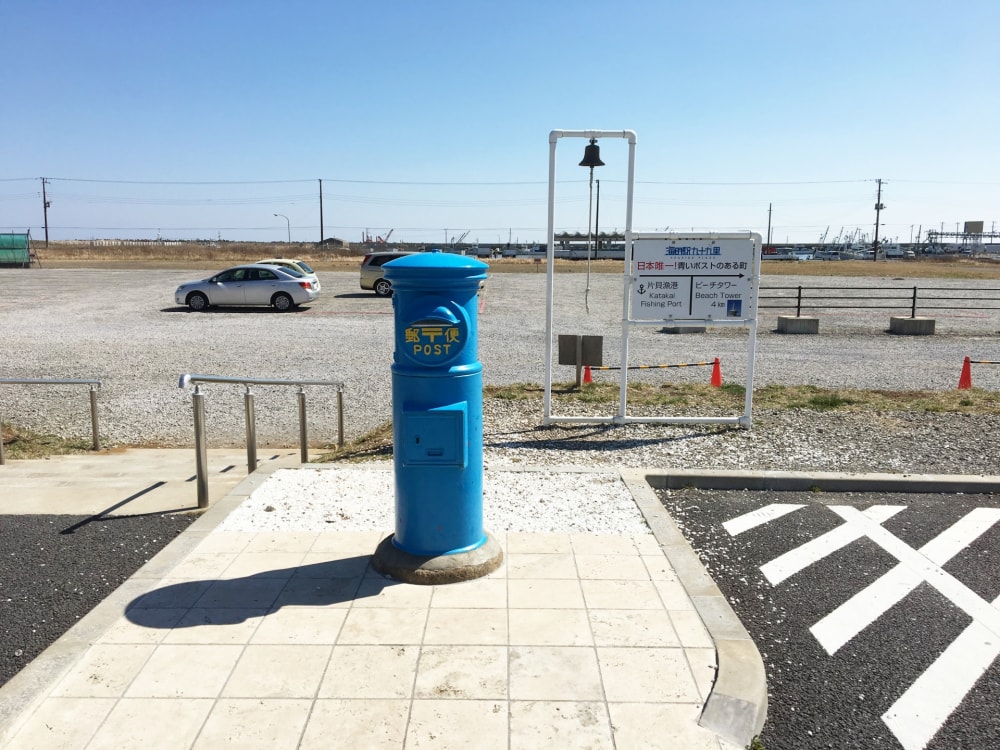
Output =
[{"x1": 385, "y1": 250, "x2": 489, "y2": 557}]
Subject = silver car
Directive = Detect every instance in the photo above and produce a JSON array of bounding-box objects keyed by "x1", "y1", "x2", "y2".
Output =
[
  {"x1": 256, "y1": 258, "x2": 321, "y2": 291},
  {"x1": 175, "y1": 264, "x2": 320, "y2": 311}
]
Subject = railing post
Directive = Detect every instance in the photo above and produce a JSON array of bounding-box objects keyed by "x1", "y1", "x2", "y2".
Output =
[
  {"x1": 338, "y1": 387, "x2": 345, "y2": 448},
  {"x1": 89, "y1": 385, "x2": 100, "y2": 451},
  {"x1": 192, "y1": 386, "x2": 209, "y2": 509},
  {"x1": 297, "y1": 387, "x2": 308, "y2": 463},
  {"x1": 796, "y1": 286, "x2": 803, "y2": 317},
  {"x1": 244, "y1": 386, "x2": 257, "y2": 473},
  {"x1": 0, "y1": 411, "x2": 6, "y2": 465},
  {"x1": 911, "y1": 286, "x2": 918, "y2": 318}
]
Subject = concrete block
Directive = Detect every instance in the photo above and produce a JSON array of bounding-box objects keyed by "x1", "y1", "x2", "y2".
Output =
[
  {"x1": 776, "y1": 315, "x2": 819, "y2": 334},
  {"x1": 660, "y1": 326, "x2": 706, "y2": 334},
  {"x1": 889, "y1": 316, "x2": 935, "y2": 335}
]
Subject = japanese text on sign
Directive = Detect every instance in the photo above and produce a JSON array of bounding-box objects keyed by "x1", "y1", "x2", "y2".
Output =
[{"x1": 406, "y1": 324, "x2": 461, "y2": 359}]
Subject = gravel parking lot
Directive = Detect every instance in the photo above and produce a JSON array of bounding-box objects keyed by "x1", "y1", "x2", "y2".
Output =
[{"x1": 1, "y1": 267, "x2": 999, "y2": 455}]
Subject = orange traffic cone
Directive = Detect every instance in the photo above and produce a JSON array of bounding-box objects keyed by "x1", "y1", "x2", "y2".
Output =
[
  {"x1": 710, "y1": 357, "x2": 723, "y2": 387},
  {"x1": 958, "y1": 356, "x2": 972, "y2": 389},
  {"x1": 583, "y1": 365, "x2": 593, "y2": 384}
]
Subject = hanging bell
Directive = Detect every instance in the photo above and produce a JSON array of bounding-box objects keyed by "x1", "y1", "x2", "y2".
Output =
[{"x1": 578, "y1": 138, "x2": 605, "y2": 168}]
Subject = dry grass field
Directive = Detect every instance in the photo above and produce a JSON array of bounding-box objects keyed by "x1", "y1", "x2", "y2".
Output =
[{"x1": 28, "y1": 241, "x2": 1000, "y2": 279}]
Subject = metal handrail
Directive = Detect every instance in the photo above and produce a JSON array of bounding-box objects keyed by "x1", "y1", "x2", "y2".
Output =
[
  {"x1": 759, "y1": 285, "x2": 1000, "y2": 318},
  {"x1": 0, "y1": 377, "x2": 101, "y2": 465},
  {"x1": 178, "y1": 373, "x2": 345, "y2": 508}
]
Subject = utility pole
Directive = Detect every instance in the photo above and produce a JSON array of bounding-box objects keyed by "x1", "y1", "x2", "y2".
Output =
[
  {"x1": 766, "y1": 203, "x2": 772, "y2": 245},
  {"x1": 873, "y1": 179, "x2": 884, "y2": 261},
  {"x1": 318, "y1": 179, "x2": 324, "y2": 244},
  {"x1": 41, "y1": 177, "x2": 51, "y2": 247}
]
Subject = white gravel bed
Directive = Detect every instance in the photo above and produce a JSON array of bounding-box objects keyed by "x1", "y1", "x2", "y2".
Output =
[{"x1": 220, "y1": 466, "x2": 651, "y2": 535}]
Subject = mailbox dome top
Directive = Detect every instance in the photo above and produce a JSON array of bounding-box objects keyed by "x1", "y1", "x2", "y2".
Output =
[{"x1": 386, "y1": 250, "x2": 488, "y2": 272}]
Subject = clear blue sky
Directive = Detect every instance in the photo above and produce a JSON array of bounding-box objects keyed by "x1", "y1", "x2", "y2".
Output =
[{"x1": 3, "y1": 0, "x2": 998, "y2": 245}]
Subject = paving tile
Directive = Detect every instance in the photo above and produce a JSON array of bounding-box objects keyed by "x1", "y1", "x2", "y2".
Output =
[
  {"x1": 506, "y1": 531, "x2": 573, "y2": 554},
  {"x1": 509, "y1": 700, "x2": 615, "y2": 749},
  {"x1": 308, "y1": 530, "x2": 385, "y2": 555},
  {"x1": 608, "y1": 702, "x2": 724, "y2": 749},
  {"x1": 101, "y1": 609, "x2": 188, "y2": 643},
  {"x1": 191, "y1": 577, "x2": 287, "y2": 609},
  {"x1": 192, "y1": 531, "x2": 254, "y2": 554},
  {"x1": 296, "y1": 552, "x2": 373, "y2": 578},
  {"x1": 353, "y1": 578, "x2": 435, "y2": 607},
  {"x1": 129, "y1": 578, "x2": 213, "y2": 609},
  {"x1": 687, "y1": 646, "x2": 719, "y2": 701},
  {"x1": 414, "y1": 645, "x2": 508, "y2": 699},
  {"x1": 124, "y1": 644, "x2": 243, "y2": 698},
  {"x1": 166, "y1": 552, "x2": 238, "y2": 580},
  {"x1": 84, "y1": 698, "x2": 213, "y2": 750},
  {"x1": 162, "y1": 608, "x2": 266, "y2": 644},
  {"x1": 337, "y1": 607, "x2": 428, "y2": 644},
  {"x1": 50, "y1": 644, "x2": 155, "y2": 697},
  {"x1": 430, "y1": 577, "x2": 507, "y2": 608},
  {"x1": 634, "y1": 534, "x2": 664, "y2": 555},
  {"x1": 589, "y1": 609, "x2": 681, "y2": 648},
  {"x1": 221, "y1": 551, "x2": 305, "y2": 578},
  {"x1": 654, "y1": 577, "x2": 698, "y2": 610},
  {"x1": 575, "y1": 553, "x2": 650, "y2": 580},
  {"x1": 642, "y1": 553, "x2": 682, "y2": 581},
  {"x1": 506, "y1": 552, "x2": 578, "y2": 579},
  {"x1": 423, "y1": 608, "x2": 508, "y2": 645},
  {"x1": 509, "y1": 646, "x2": 604, "y2": 701},
  {"x1": 250, "y1": 605, "x2": 349, "y2": 644},
  {"x1": 243, "y1": 531, "x2": 320, "y2": 553},
  {"x1": 668, "y1": 609, "x2": 715, "y2": 648},
  {"x1": 597, "y1": 647, "x2": 701, "y2": 703},
  {"x1": 192, "y1": 698, "x2": 312, "y2": 749},
  {"x1": 298, "y1": 699, "x2": 410, "y2": 749},
  {"x1": 570, "y1": 533, "x2": 642, "y2": 555},
  {"x1": 406, "y1": 699, "x2": 508, "y2": 749},
  {"x1": 509, "y1": 608, "x2": 593, "y2": 646},
  {"x1": 507, "y1": 578, "x2": 585, "y2": 609},
  {"x1": 272, "y1": 575, "x2": 362, "y2": 607},
  {"x1": 3, "y1": 697, "x2": 116, "y2": 750},
  {"x1": 318, "y1": 644, "x2": 420, "y2": 699},
  {"x1": 580, "y1": 579, "x2": 665, "y2": 609},
  {"x1": 221, "y1": 644, "x2": 331, "y2": 698}
]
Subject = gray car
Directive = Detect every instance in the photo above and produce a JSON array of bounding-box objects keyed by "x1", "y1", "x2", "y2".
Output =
[
  {"x1": 174, "y1": 264, "x2": 320, "y2": 311},
  {"x1": 359, "y1": 250, "x2": 415, "y2": 297}
]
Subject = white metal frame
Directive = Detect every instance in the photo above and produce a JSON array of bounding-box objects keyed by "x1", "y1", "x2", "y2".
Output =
[{"x1": 542, "y1": 128, "x2": 760, "y2": 428}]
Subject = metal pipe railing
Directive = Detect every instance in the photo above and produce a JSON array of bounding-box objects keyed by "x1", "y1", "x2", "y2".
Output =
[
  {"x1": 0, "y1": 377, "x2": 101, "y2": 465},
  {"x1": 178, "y1": 373, "x2": 345, "y2": 508},
  {"x1": 758, "y1": 285, "x2": 1000, "y2": 318}
]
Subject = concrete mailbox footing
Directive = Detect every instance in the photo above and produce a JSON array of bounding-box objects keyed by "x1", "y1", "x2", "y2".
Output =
[
  {"x1": 372, "y1": 532, "x2": 504, "y2": 585},
  {"x1": 776, "y1": 315, "x2": 819, "y2": 334},
  {"x1": 889, "y1": 316, "x2": 935, "y2": 335},
  {"x1": 660, "y1": 326, "x2": 707, "y2": 334}
]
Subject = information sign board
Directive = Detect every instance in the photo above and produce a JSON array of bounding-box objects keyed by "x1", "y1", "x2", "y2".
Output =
[{"x1": 630, "y1": 234, "x2": 758, "y2": 322}]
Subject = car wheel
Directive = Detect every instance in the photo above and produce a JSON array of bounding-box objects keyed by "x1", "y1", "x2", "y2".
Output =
[
  {"x1": 187, "y1": 292, "x2": 209, "y2": 311},
  {"x1": 374, "y1": 279, "x2": 392, "y2": 297},
  {"x1": 272, "y1": 293, "x2": 293, "y2": 311}
]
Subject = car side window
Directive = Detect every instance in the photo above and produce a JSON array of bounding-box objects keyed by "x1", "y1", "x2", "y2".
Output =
[{"x1": 256, "y1": 269, "x2": 277, "y2": 281}]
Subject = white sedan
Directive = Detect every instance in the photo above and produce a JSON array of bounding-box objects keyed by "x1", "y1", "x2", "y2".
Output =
[{"x1": 174, "y1": 264, "x2": 320, "y2": 312}]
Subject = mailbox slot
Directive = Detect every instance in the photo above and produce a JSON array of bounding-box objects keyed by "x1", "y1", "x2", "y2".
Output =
[{"x1": 402, "y1": 402, "x2": 467, "y2": 466}]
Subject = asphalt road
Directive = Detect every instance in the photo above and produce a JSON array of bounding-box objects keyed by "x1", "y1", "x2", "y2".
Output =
[{"x1": 659, "y1": 489, "x2": 1000, "y2": 750}]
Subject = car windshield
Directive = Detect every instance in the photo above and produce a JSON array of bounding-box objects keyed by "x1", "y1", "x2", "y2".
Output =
[
  {"x1": 274, "y1": 266, "x2": 303, "y2": 278},
  {"x1": 296, "y1": 261, "x2": 315, "y2": 274}
]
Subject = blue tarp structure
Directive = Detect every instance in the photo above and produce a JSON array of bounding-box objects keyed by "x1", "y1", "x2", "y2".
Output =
[{"x1": 0, "y1": 233, "x2": 32, "y2": 267}]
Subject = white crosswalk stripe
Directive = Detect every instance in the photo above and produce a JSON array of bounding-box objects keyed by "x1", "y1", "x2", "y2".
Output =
[
  {"x1": 811, "y1": 508, "x2": 1000, "y2": 655},
  {"x1": 724, "y1": 502, "x2": 1000, "y2": 750},
  {"x1": 759, "y1": 505, "x2": 905, "y2": 585}
]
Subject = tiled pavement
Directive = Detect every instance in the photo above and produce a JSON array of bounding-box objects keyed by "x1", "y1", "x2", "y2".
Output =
[{"x1": 0, "y1": 454, "x2": 761, "y2": 749}]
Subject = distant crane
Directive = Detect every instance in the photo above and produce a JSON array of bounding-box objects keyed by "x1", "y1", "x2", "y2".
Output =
[
  {"x1": 819, "y1": 226, "x2": 829, "y2": 245},
  {"x1": 452, "y1": 230, "x2": 470, "y2": 245},
  {"x1": 376, "y1": 229, "x2": 394, "y2": 244}
]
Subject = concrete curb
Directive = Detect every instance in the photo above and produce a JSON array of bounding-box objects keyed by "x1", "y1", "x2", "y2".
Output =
[{"x1": 621, "y1": 469, "x2": 768, "y2": 747}]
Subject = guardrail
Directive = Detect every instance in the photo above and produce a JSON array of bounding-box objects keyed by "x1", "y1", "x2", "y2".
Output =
[
  {"x1": 0, "y1": 378, "x2": 101, "y2": 465},
  {"x1": 178, "y1": 374, "x2": 345, "y2": 508},
  {"x1": 759, "y1": 285, "x2": 1000, "y2": 318}
]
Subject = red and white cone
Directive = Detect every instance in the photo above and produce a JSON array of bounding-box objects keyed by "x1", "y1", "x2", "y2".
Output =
[
  {"x1": 958, "y1": 356, "x2": 973, "y2": 389},
  {"x1": 710, "y1": 357, "x2": 723, "y2": 387},
  {"x1": 583, "y1": 365, "x2": 593, "y2": 384}
]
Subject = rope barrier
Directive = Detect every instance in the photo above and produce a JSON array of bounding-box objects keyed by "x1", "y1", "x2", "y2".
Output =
[{"x1": 958, "y1": 356, "x2": 1000, "y2": 389}]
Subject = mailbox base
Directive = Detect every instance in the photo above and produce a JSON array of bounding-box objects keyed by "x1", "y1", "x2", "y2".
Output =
[{"x1": 372, "y1": 532, "x2": 504, "y2": 585}]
